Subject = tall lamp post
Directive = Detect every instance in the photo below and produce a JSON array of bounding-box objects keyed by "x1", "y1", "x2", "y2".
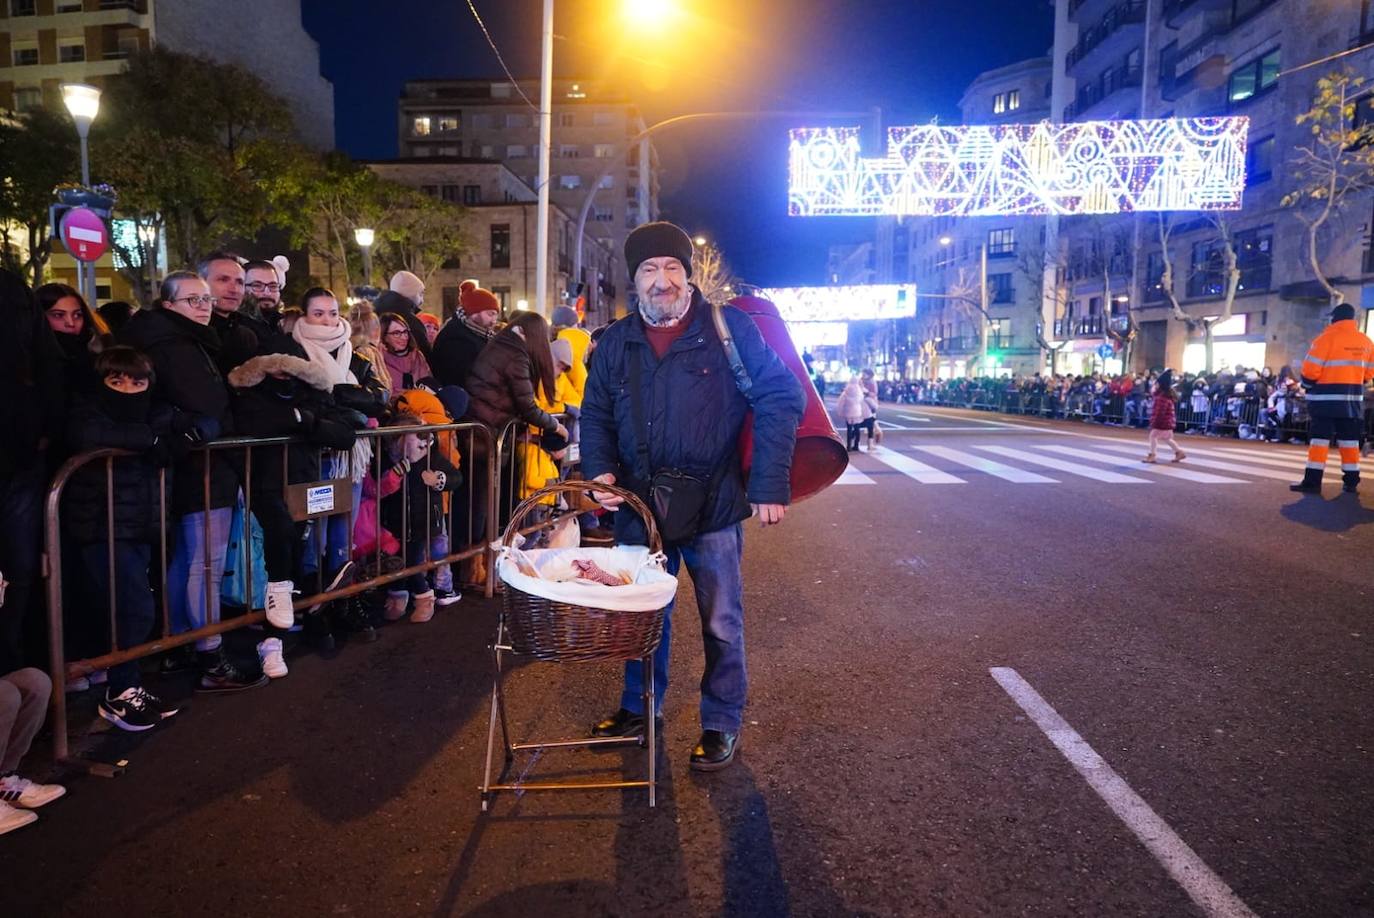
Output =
[
  {"x1": 354, "y1": 227, "x2": 375, "y2": 288},
  {"x1": 61, "y1": 82, "x2": 101, "y2": 309}
]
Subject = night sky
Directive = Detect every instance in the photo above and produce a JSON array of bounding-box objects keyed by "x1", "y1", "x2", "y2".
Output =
[{"x1": 300, "y1": 0, "x2": 1054, "y2": 287}]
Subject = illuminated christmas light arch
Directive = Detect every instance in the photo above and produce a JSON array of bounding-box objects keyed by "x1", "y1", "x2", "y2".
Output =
[{"x1": 788, "y1": 118, "x2": 1249, "y2": 217}]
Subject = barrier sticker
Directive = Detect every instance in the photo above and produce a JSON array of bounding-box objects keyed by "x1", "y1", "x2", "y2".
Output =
[{"x1": 306, "y1": 485, "x2": 335, "y2": 515}]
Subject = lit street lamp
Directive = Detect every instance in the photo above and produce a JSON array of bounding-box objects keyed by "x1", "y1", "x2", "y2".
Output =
[
  {"x1": 693, "y1": 235, "x2": 708, "y2": 246},
  {"x1": 61, "y1": 82, "x2": 101, "y2": 310},
  {"x1": 354, "y1": 226, "x2": 375, "y2": 287}
]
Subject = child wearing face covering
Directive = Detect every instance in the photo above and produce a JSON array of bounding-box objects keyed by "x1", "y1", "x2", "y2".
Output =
[{"x1": 63, "y1": 346, "x2": 183, "y2": 732}]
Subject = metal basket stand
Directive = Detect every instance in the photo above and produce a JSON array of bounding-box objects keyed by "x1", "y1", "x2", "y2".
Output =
[{"x1": 480, "y1": 481, "x2": 665, "y2": 811}]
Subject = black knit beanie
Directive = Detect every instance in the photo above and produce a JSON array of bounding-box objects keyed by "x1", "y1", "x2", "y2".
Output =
[
  {"x1": 624, "y1": 222, "x2": 694, "y2": 281},
  {"x1": 1331, "y1": 303, "x2": 1357, "y2": 322}
]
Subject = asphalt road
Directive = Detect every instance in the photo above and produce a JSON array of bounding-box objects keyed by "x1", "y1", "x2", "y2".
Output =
[{"x1": 5, "y1": 404, "x2": 1374, "y2": 917}]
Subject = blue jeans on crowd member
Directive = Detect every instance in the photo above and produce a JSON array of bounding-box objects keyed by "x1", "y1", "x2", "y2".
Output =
[
  {"x1": 303, "y1": 479, "x2": 363, "y2": 583},
  {"x1": 0, "y1": 464, "x2": 45, "y2": 674},
  {"x1": 167, "y1": 508, "x2": 232, "y2": 652},
  {"x1": 430, "y1": 525, "x2": 452, "y2": 593},
  {"x1": 620, "y1": 523, "x2": 747, "y2": 734},
  {"x1": 78, "y1": 542, "x2": 155, "y2": 694}
]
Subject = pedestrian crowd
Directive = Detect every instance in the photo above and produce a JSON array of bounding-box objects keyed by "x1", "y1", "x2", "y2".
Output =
[
  {"x1": 0, "y1": 256, "x2": 604, "y2": 835},
  {"x1": 877, "y1": 366, "x2": 1374, "y2": 444}
]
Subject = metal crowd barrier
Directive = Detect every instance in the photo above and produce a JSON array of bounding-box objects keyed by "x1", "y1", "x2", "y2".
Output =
[{"x1": 43, "y1": 420, "x2": 500, "y2": 763}]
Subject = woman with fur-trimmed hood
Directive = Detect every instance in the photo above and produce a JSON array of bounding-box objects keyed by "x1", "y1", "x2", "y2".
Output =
[{"x1": 228, "y1": 347, "x2": 358, "y2": 680}]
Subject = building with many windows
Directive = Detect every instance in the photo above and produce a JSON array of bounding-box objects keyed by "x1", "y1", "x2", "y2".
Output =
[
  {"x1": 397, "y1": 78, "x2": 659, "y2": 315},
  {"x1": 1052, "y1": 0, "x2": 1374, "y2": 376},
  {"x1": 362, "y1": 158, "x2": 616, "y2": 325}
]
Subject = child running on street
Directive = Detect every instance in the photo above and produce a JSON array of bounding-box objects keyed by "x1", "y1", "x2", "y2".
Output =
[{"x1": 1143, "y1": 370, "x2": 1187, "y2": 464}]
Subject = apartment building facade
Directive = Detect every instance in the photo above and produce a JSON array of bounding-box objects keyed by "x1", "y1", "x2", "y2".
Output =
[
  {"x1": 363, "y1": 158, "x2": 616, "y2": 325},
  {"x1": 397, "y1": 78, "x2": 659, "y2": 315}
]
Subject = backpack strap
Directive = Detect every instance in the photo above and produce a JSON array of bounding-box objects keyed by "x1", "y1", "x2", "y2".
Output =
[{"x1": 710, "y1": 303, "x2": 754, "y2": 399}]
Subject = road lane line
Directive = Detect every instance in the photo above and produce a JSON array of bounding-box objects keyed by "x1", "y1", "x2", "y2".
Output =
[
  {"x1": 1035, "y1": 444, "x2": 1247, "y2": 484},
  {"x1": 912, "y1": 445, "x2": 1058, "y2": 483},
  {"x1": 1089, "y1": 442, "x2": 1298, "y2": 481},
  {"x1": 975, "y1": 445, "x2": 1151, "y2": 483},
  {"x1": 1205, "y1": 445, "x2": 1374, "y2": 471},
  {"x1": 894, "y1": 413, "x2": 932, "y2": 422},
  {"x1": 834, "y1": 464, "x2": 876, "y2": 485},
  {"x1": 866, "y1": 445, "x2": 965, "y2": 484},
  {"x1": 990, "y1": 668, "x2": 1259, "y2": 918}
]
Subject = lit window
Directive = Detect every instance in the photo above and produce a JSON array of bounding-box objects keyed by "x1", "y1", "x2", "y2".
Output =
[
  {"x1": 993, "y1": 93, "x2": 1006, "y2": 114},
  {"x1": 1007, "y1": 89, "x2": 1020, "y2": 112},
  {"x1": 987, "y1": 228, "x2": 1015, "y2": 256},
  {"x1": 599, "y1": 175, "x2": 614, "y2": 189},
  {"x1": 558, "y1": 175, "x2": 582, "y2": 190},
  {"x1": 412, "y1": 116, "x2": 432, "y2": 136},
  {"x1": 594, "y1": 144, "x2": 615, "y2": 158},
  {"x1": 1228, "y1": 48, "x2": 1281, "y2": 105},
  {"x1": 480, "y1": 145, "x2": 495, "y2": 158},
  {"x1": 559, "y1": 144, "x2": 580, "y2": 158},
  {"x1": 437, "y1": 115, "x2": 459, "y2": 132}
]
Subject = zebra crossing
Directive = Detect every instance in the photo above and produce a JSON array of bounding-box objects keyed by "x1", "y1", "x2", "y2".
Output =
[{"x1": 835, "y1": 437, "x2": 1374, "y2": 489}]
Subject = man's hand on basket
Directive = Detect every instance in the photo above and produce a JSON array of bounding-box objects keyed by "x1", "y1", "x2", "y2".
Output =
[
  {"x1": 752, "y1": 503, "x2": 787, "y2": 527},
  {"x1": 590, "y1": 473, "x2": 625, "y2": 509}
]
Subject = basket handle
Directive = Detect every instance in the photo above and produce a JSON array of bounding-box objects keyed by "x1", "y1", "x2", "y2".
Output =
[{"x1": 501, "y1": 480, "x2": 661, "y2": 553}]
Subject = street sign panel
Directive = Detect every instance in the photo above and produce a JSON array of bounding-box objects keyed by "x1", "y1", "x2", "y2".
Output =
[
  {"x1": 1097, "y1": 343, "x2": 1116, "y2": 360},
  {"x1": 60, "y1": 207, "x2": 109, "y2": 263}
]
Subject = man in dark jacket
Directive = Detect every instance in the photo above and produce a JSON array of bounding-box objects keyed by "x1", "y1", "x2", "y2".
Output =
[
  {"x1": 200, "y1": 251, "x2": 269, "y2": 374},
  {"x1": 430, "y1": 281, "x2": 499, "y2": 388},
  {"x1": 581, "y1": 221, "x2": 804, "y2": 771}
]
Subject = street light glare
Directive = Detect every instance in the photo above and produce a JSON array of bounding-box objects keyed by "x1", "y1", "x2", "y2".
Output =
[
  {"x1": 61, "y1": 83, "x2": 101, "y2": 124},
  {"x1": 354, "y1": 227, "x2": 375, "y2": 247},
  {"x1": 622, "y1": 0, "x2": 677, "y2": 28},
  {"x1": 939, "y1": 235, "x2": 953, "y2": 246},
  {"x1": 694, "y1": 235, "x2": 707, "y2": 246}
]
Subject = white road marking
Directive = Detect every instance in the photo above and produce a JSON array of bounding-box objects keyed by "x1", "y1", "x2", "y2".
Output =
[
  {"x1": 894, "y1": 413, "x2": 932, "y2": 423},
  {"x1": 912, "y1": 445, "x2": 1057, "y2": 483},
  {"x1": 1206, "y1": 445, "x2": 1374, "y2": 471},
  {"x1": 990, "y1": 668, "x2": 1259, "y2": 918},
  {"x1": 1090, "y1": 442, "x2": 1298, "y2": 481},
  {"x1": 866, "y1": 445, "x2": 965, "y2": 484},
  {"x1": 834, "y1": 464, "x2": 876, "y2": 485},
  {"x1": 975, "y1": 445, "x2": 1150, "y2": 483},
  {"x1": 1035, "y1": 444, "x2": 1247, "y2": 484}
]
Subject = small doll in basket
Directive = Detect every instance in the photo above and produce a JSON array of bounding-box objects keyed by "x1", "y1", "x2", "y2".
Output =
[{"x1": 355, "y1": 412, "x2": 462, "y2": 624}]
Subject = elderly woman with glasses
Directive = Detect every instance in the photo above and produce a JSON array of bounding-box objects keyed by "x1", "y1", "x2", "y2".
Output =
[
  {"x1": 119, "y1": 270, "x2": 265, "y2": 693},
  {"x1": 379, "y1": 313, "x2": 432, "y2": 397}
]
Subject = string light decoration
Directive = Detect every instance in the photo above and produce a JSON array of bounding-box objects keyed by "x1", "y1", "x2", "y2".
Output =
[
  {"x1": 758, "y1": 284, "x2": 917, "y2": 323},
  {"x1": 788, "y1": 118, "x2": 1250, "y2": 217}
]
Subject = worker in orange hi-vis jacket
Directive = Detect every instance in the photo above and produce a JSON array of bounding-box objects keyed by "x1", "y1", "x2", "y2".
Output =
[{"x1": 1291, "y1": 303, "x2": 1374, "y2": 494}]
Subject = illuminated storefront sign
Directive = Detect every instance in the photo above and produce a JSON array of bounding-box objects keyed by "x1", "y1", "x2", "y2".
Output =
[
  {"x1": 788, "y1": 118, "x2": 1249, "y2": 217},
  {"x1": 758, "y1": 284, "x2": 917, "y2": 323}
]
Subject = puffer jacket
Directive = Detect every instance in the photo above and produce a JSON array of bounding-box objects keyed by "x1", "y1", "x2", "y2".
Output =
[
  {"x1": 120, "y1": 307, "x2": 240, "y2": 514},
  {"x1": 556, "y1": 326, "x2": 591, "y2": 408},
  {"x1": 581, "y1": 290, "x2": 804, "y2": 545},
  {"x1": 465, "y1": 329, "x2": 560, "y2": 436},
  {"x1": 226, "y1": 352, "x2": 358, "y2": 494},
  {"x1": 62, "y1": 390, "x2": 174, "y2": 544}
]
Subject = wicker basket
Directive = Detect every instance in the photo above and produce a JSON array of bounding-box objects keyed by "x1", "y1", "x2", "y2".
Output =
[{"x1": 498, "y1": 481, "x2": 668, "y2": 663}]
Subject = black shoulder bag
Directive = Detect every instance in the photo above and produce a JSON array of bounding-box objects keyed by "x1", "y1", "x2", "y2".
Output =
[{"x1": 628, "y1": 310, "x2": 748, "y2": 544}]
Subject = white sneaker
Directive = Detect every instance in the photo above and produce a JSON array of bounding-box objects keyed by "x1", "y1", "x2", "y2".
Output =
[
  {"x1": 0, "y1": 773, "x2": 66, "y2": 809},
  {"x1": 257, "y1": 638, "x2": 288, "y2": 679},
  {"x1": 0, "y1": 800, "x2": 36, "y2": 835},
  {"x1": 265, "y1": 580, "x2": 295, "y2": 629}
]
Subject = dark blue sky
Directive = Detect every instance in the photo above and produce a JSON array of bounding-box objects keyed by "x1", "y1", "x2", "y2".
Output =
[{"x1": 301, "y1": 0, "x2": 1054, "y2": 287}]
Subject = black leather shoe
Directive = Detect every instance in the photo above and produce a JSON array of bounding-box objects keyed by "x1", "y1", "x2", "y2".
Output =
[
  {"x1": 590, "y1": 708, "x2": 660, "y2": 738},
  {"x1": 1343, "y1": 481, "x2": 1359, "y2": 493},
  {"x1": 689, "y1": 730, "x2": 740, "y2": 771},
  {"x1": 1289, "y1": 481, "x2": 1322, "y2": 493}
]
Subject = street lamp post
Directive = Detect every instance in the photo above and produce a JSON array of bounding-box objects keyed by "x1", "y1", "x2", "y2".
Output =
[
  {"x1": 61, "y1": 82, "x2": 101, "y2": 310},
  {"x1": 534, "y1": 0, "x2": 555, "y2": 317},
  {"x1": 354, "y1": 226, "x2": 375, "y2": 288}
]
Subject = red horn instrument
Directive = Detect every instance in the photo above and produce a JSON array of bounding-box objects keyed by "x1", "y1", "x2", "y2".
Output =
[{"x1": 729, "y1": 295, "x2": 849, "y2": 502}]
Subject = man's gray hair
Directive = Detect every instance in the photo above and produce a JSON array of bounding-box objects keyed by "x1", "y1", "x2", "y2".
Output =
[
  {"x1": 196, "y1": 250, "x2": 244, "y2": 279},
  {"x1": 159, "y1": 270, "x2": 201, "y2": 306}
]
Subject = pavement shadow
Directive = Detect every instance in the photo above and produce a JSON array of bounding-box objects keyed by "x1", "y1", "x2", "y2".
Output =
[{"x1": 1279, "y1": 494, "x2": 1374, "y2": 533}]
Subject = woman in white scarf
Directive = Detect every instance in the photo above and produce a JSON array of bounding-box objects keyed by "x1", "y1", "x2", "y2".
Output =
[{"x1": 292, "y1": 288, "x2": 378, "y2": 599}]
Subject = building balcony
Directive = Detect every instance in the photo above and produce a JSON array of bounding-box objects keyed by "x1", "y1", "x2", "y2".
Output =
[
  {"x1": 1065, "y1": 0, "x2": 1147, "y2": 70},
  {"x1": 0, "y1": 4, "x2": 150, "y2": 32},
  {"x1": 1064, "y1": 64, "x2": 1142, "y2": 120},
  {"x1": 1054, "y1": 316, "x2": 1106, "y2": 337},
  {"x1": 0, "y1": 58, "x2": 127, "y2": 82}
]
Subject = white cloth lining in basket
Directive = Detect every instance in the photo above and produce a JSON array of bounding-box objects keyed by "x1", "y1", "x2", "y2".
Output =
[{"x1": 496, "y1": 545, "x2": 677, "y2": 613}]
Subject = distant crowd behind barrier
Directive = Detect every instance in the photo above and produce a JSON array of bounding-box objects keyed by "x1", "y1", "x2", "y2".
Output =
[{"x1": 871, "y1": 369, "x2": 1374, "y2": 444}]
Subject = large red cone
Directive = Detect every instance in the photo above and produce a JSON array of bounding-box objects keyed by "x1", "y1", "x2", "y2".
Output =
[{"x1": 729, "y1": 295, "x2": 849, "y2": 503}]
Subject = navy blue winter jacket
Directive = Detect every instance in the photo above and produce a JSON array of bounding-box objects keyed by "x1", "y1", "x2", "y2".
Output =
[{"x1": 581, "y1": 291, "x2": 804, "y2": 545}]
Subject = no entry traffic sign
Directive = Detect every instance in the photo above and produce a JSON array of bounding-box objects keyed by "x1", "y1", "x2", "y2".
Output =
[{"x1": 60, "y1": 207, "x2": 109, "y2": 263}]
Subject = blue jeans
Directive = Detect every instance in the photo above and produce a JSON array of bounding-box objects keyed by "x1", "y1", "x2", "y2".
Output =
[
  {"x1": 167, "y1": 508, "x2": 232, "y2": 652},
  {"x1": 304, "y1": 480, "x2": 363, "y2": 581},
  {"x1": 621, "y1": 523, "x2": 747, "y2": 734},
  {"x1": 79, "y1": 541, "x2": 155, "y2": 694}
]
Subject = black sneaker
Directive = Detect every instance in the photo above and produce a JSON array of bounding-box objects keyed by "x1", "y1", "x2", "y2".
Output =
[
  {"x1": 434, "y1": 588, "x2": 462, "y2": 606},
  {"x1": 142, "y1": 687, "x2": 181, "y2": 719},
  {"x1": 195, "y1": 658, "x2": 268, "y2": 695},
  {"x1": 308, "y1": 561, "x2": 356, "y2": 613},
  {"x1": 333, "y1": 595, "x2": 378, "y2": 643},
  {"x1": 303, "y1": 610, "x2": 335, "y2": 651},
  {"x1": 98, "y1": 687, "x2": 162, "y2": 732},
  {"x1": 158, "y1": 645, "x2": 198, "y2": 676}
]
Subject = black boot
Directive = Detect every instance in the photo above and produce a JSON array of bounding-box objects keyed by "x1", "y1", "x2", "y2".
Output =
[
  {"x1": 1290, "y1": 468, "x2": 1324, "y2": 493},
  {"x1": 689, "y1": 730, "x2": 741, "y2": 771},
  {"x1": 332, "y1": 594, "x2": 378, "y2": 643},
  {"x1": 1343, "y1": 471, "x2": 1360, "y2": 494},
  {"x1": 302, "y1": 610, "x2": 335, "y2": 651}
]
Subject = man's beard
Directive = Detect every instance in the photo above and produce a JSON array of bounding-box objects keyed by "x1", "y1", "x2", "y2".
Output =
[{"x1": 639, "y1": 283, "x2": 693, "y2": 327}]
